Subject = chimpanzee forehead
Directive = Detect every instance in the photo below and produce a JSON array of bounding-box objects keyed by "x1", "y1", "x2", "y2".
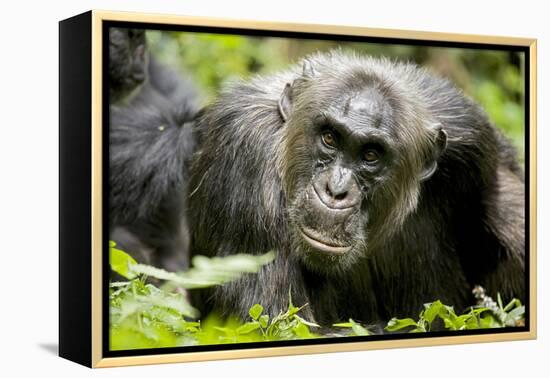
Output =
[
  {"x1": 320, "y1": 87, "x2": 393, "y2": 130},
  {"x1": 343, "y1": 87, "x2": 392, "y2": 121}
]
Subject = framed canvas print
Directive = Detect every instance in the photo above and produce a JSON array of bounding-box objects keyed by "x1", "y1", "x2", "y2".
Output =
[{"x1": 59, "y1": 10, "x2": 537, "y2": 368}]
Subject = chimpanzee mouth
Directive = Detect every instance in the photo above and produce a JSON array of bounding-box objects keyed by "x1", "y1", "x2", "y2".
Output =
[{"x1": 299, "y1": 226, "x2": 352, "y2": 255}]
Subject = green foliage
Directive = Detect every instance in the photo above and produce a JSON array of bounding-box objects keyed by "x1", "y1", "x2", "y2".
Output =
[
  {"x1": 109, "y1": 242, "x2": 277, "y2": 350},
  {"x1": 109, "y1": 240, "x2": 137, "y2": 279},
  {"x1": 196, "y1": 293, "x2": 321, "y2": 345},
  {"x1": 110, "y1": 281, "x2": 321, "y2": 349},
  {"x1": 385, "y1": 298, "x2": 525, "y2": 333},
  {"x1": 474, "y1": 74, "x2": 524, "y2": 157},
  {"x1": 109, "y1": 243, "x2": 524, "y2": 350},
  {"x1": 333, "y1": 319, "x2": 370, "y2": 336},
  {"x1": 473, "y1": 286, "x2": 526, "y2": 327},
  {"x1": 110, "y1": 241, "x2": 275, "y2": 289},
  {"x1": 110, "y1": 279, "x2": 201, "y2": 350},
  {"x1": 148, "y1": 31, "x2": 286, "y2": 98},
  {"x1": 109, "y1": 245, "x2": 322, "y2": 349}
]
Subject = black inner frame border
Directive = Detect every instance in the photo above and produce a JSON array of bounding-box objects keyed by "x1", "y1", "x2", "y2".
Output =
[{"x1": 101, "y1": 19, "x2": 531, "y2": 359}]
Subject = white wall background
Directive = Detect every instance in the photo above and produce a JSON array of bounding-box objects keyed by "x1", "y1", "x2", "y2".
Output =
[{"x1": 0, "y1": 0, "x2": 546, "y2": 375}]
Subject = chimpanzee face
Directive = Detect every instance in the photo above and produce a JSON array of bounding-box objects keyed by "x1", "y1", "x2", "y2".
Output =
[{"x1": 279, "y1": 63, "x2": 447, "y2": 274}]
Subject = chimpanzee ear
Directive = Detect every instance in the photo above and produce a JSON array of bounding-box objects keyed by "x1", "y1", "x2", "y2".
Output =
[
  {"x1": 279, "y1": 60, "x2": 316, "y2": 122},
  {"x1": 302, "y1": 59, "x2": 316, "y2": 78},
  {"x1": 419, "y1": 127, "x2": 448, "y2": 182},
  {"x1": 278, "y1": 82, "x2": 293, "y2": 122}
]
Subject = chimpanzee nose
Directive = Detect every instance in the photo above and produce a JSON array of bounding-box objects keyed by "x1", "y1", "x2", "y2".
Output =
[{"x1": 314, "y1": 166, "x2": 361, "y2": 209}]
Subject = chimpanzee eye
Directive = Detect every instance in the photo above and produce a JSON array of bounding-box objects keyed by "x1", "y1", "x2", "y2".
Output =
[
  {"x1": 321, "y1": 131, "x2": 337, "y2": 148},
  {"x1": 364, "y1": 150, "x2": 379, "y2": 162},
  {"x1": 363, "y1": 142, "x2": 385, "y2": 163}
]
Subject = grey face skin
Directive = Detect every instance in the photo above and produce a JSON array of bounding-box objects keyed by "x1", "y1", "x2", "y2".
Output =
[{"x1": 288, "y1": 89, "x2": 392, "y2": 261}]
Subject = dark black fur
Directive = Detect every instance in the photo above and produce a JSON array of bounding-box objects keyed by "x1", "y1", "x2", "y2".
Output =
[
  {"x1": 109, "y1": 100, "x2": 197, "y2": 271},
  {"x1": 189, "y1": 51, "x2": 525, "y2": 326},
  {"x1": 108, "y1": 27, "x2": 201, "y2": 113},
  {"x1": 109, "y1": 28, "x2": 147, "y2": 104},
  {"x1": 108, "y1": 28, "x2": 200, "y2": 271}
]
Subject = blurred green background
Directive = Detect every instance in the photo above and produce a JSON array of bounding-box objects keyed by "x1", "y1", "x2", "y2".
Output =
[{"x1": 147, "y1": 31, "x2": 525, "y2": 159}]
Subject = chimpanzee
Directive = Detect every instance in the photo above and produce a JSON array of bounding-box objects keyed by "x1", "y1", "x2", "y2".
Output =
[
  {"x1": 108, "y1": 27, "x2": 147, "y2": 104},
  {"x1": 108, "y1": 27, "x2": 201, "y2": 113},
  {"x1": 188, "y1": 51, "x2": 525, "y2": 326},
  {"x1": 108, "y1": 27, "x2": 200, "y2": 271}
]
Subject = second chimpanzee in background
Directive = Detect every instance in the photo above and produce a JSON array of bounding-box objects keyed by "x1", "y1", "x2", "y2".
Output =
[{"x1": 108, "y1": 27, "x2": 200, "y2": 271}]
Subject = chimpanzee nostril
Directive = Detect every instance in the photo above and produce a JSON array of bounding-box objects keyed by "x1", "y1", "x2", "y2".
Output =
[
  {"x1": 334, "y1": 192, "x2": 347, "y2": 201},
  {"x1": 325, "y1": 183, "x2": 332, "y2": 197},
  {"x1": 326, "y1": 182, "x2": 348, "y2": 202}
]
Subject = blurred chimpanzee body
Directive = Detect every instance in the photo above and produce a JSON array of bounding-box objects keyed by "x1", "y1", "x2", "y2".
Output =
[
  {"x1": 108, "y1": 27, "x2": 201, "y2": 112},
  {"x1": 189, "y1": 51, "x2": 525, "y2": 326},
  {"x1": 108, "y1": 27, "x2": 200, "y2": 271},
  {"x1": 109, "y1": 102, "x2": 197, "y2": 271},
  {"x1": 108, "y1": 28, "x2": 148, "y2": 104}
]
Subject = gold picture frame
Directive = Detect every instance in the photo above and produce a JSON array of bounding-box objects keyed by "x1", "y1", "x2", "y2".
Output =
[{"x1": 59, "y1": 9, "x2": 537, "y2": 368}]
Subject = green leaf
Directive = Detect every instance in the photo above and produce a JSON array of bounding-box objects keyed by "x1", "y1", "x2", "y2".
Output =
[
  {"x1": 423, "y1": 301, "x2": 444, "y2": 324},
  {"x1": 259, "y1": 314, "x2": 269, "y2": 328},
  {"x1": 109, "y1": 243, "x2": 137, "y2": 279},
  {"x1": 110, "y1": 281, "x2": 131, "y2": 288},
  {"x1": 441, "y1": 309, "x2": 463, "y2": 330},
  {"x1": 293, "y1": 323, "x2": 314, "y2": 339},
  {"x1": 130, "y1": 251, "x2": 275, "y2": 289},
  {"x1": 213, "y1": 326, "x2": 235, "y2": 335},
  {"x1": 294, "y1": 314, "x2": 320, "y2": 328},
  {"x1": 286, "y1": 289, "x2": 301, "y2": 316},
  {"x1": 497, "y1": 292, "x2": 504, "y2": 310},
  {"x1": 504, "y1": 305, "x2": 525, "y2": 326},
  {"x1": 443, "y1": 318, "x2": 457, "y2": 330},
  {"x1": 249, "y1": 304, "x2": 264, "y2": 320},
  {"x1": 333, "y1": 322, "x2": 353, "y2": 328},
  {"x1": 237, "y1": 322, "x2": 261, "y2": 335},
  {"x1": 144, "y1": 286, "x2": 199, "y2": 319},
  {"x1": 470, "y1": 307, "x2": 491, "y2": 316},
  {"x1": 386, "y1": 318, "x2": 418, "y2": 332},
  {"x1": 350, "y1": 319, "x2": 369, "y2": 336},
  {"x1": 503, "y1": 298, "x2": 522, "y2": 312},
  {"x1": 479, "y1": 313, "x2": 502, "y2": 328},
  {"x1": 464, "y1": 317, "x2": 480, "y2": 330},
  {"x1": 191, "y1": 251, "x2": 275, "y2": 275}
]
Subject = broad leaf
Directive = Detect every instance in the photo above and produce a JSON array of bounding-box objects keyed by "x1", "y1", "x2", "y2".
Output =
[
  {"x1": 350, "y1": 319, "x2": 369, "y2": 336},
  {"x1": 109, "y1": 243, "x2": 137, "y2": 279},
  {"x1": 259, "y1": 314, "x2": 269, "y2": 328},
  {"x1": 249, "y1": 304, "x2": 264, "y2": 320},
  {"x1": 237, "y1": 322, "x2": 261, "y2": 335},
  {"x1": 423, "y1": 301, "x2": 444, "y2": 324},
  {"x1": 386, "y1": 318, "x2": 418, "y2": 332}
]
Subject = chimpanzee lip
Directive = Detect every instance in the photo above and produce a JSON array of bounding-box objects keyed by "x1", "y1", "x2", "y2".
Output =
[{"x1": 299, "y1": 226, "x2": 352, "y2": 255}]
